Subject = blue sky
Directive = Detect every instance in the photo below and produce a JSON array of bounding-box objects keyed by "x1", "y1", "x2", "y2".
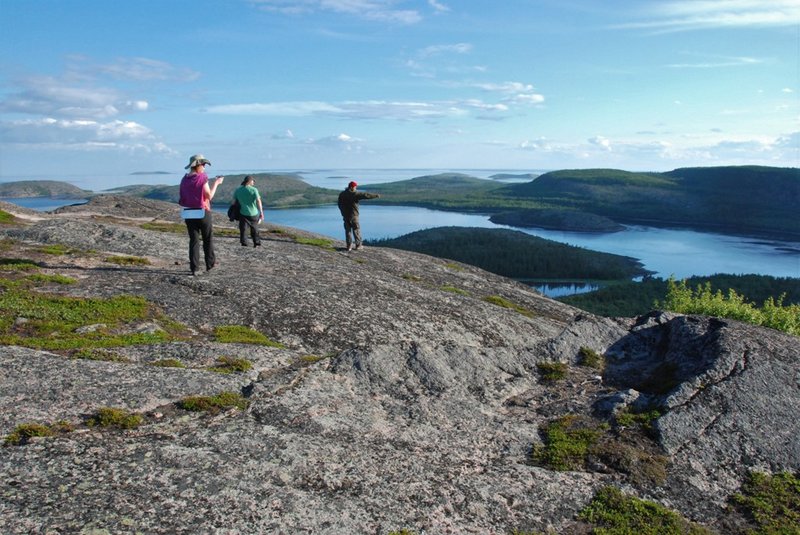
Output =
[{"x1": 0, "y1": 0, "x2": 798, "y2": 183}]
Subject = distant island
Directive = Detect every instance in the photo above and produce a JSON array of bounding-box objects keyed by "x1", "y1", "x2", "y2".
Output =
[
  {"x1": 0, "y1": 180, "x2": 90, "y2": 199},
  {"x1": 130, "y1": 171, "x2": 171, "y2": 175},
  {"x1": 488, "y1": 173, "x2": 540, "y2": 180}
]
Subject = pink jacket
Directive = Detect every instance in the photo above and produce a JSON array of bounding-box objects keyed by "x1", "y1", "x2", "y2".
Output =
[{"x1": 179, "y1": 172, "x2": 209, "y2": 210}]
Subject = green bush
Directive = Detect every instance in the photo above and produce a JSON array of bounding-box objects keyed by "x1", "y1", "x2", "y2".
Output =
[{"x1": 659, "y1": 278, "x2": 800, "y2": 336}]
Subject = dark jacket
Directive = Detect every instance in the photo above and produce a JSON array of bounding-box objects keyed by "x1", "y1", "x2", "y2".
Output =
[{"x1": 338, "y1": 188, "x2": 379, "y2": 219}]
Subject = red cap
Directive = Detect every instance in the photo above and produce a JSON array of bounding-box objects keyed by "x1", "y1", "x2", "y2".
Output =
[{"x1": 348, "y1": 181, "x2": 358, "y2": 188}]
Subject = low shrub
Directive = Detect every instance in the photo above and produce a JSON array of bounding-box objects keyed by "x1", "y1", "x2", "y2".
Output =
[
  {"x1": 531, "y1": 415, "x2": 604, "y2": 471},
  {"x1": 578, "y1": 346, "x2": 604, "y2": 369}
]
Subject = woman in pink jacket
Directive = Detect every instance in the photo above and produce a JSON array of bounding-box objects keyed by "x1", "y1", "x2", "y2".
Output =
[{"x1": 178, "y1": 154, "x2": 224, "y2": 276}]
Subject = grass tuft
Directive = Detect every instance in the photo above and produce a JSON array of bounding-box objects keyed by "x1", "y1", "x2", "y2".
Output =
[
  {"x1": 104, "y1": 255, "x2": 151, "y2": 266},
  {"x1": 537, "y1": 361, "x2": 568, "y2": 382},
  {"x1": 731, "y1": 471, "x2": 800, "y2": 534},
  {"x1": 578, "y1": 346, "x2": 605, "y2": 369},
  {"x1": 483, "y1": 295, "x2": 535, "y2": 318},
  {"x1": 151, "y1": 358, "x2": 186, "y2": 368}
]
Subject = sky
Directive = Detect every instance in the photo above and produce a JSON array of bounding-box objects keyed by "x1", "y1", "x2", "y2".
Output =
[{"x1": 0, "y1": 0, "x2": 798, "y2": 186}]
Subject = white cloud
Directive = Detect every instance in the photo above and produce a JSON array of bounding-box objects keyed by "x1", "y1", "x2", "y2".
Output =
[
  {"x1": 589, "y1": 136, "x2": 613, "y2": 151},
  {"x1": 205, "y1": 99, "x2": 506, "y2": 120},
  {"x1": 621, "y1": 0, "x2": 800, "y2": 32},
  {"x1": 428, "y1": 0, "x2": 449, "y2": 13},
  {"x1": 250, "y1": 0, "x2": 422, "y2": 24},
  {"x1": 88, "y1": 57, "x2": 200, "y2": 82},
  {"x1": 0, "y1": 117, "x2": 174, "y2": 155},
  {"x1": 782, "y1": 88, "x2": 795, "y2": 93},
  {"x1": 419, "y1": 43, "x2": 472, "y2": 57},
  {"x1": 471, "y1": 81, "x2": 545, "y2": 105},
  {"x1": 667, "y1": 55, "x2": 764, "y2": 68}
]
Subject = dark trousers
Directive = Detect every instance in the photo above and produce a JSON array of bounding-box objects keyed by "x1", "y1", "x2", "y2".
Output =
[
  {"x1": 185, "y1": 211, "x2": 215, "y2": 272},
  {"x1": 343, "y1": 217, "x2": 362, "y2": 247},
  {"x1": 239, "y1": 215, "x2": 261, "y2": 246}
]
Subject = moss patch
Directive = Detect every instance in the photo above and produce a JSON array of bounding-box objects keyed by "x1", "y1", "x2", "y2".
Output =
[
  {"x1": 537, "y1": 361, "x2": 568, "y2": 382},
  {"x1": 141, "y1": 221, "x2": 185, "y2": 233},
  {"x1": 104, "y1": 255, "x2": 151, "y2": 266},
  {"x1": 294, "y1": 236, "x2": 334, "y2": 249},
  {"x1": 580, "y1": 486, "x2": 712, "y2": 534},
  {"x1": 0, "y1": 209, "x2": 15, "y2": 224},
  {"x1": 731, "y1": 471, "x2": 800, "y2": 535},
  {"x1": 25, "y1": 273, "x2": 77, "y2": 285},
  {"x1": 483, "y1": 295, "x2": 535, "y2": 318},
  {"x1": 0, "y1": 258, "x2": 39, "y2": 271},
  {"x1": 86, "y1": 407, "x2": 143, "y2": 429},
  {"x1": 177, "y1": 391, "x2": 249, "y2": 414},
  {"x1": 0, "y1": 284, "x2": 183, "y2": 350},
  {"x1": 441, "y1": 285, "x2": 469, "y2": 296},
  {"x1": 72, "y1": 348, "x2": 131, "y2": 363},
  {"x1": 531, "y1": 415, "x2": 604, "y2": 471},
  {"x1": 151, "y1": 358, "x2": 186, "y2": 368},
  {"x1": 214, "y1": 325, "x2": 284, "y2": 347},
  {"x1": 207, "y1": 356, "x2": 253, "y2": 374}
]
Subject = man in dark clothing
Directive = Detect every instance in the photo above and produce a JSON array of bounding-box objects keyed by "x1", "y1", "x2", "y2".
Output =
[{"x1": 337, "y1": 181, "x2": 380, "y2": 251}]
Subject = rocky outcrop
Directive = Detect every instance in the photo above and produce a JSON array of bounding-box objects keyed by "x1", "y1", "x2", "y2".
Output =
[{"x1": 0, "y1": 196, "x2": 797, "y2": 534}]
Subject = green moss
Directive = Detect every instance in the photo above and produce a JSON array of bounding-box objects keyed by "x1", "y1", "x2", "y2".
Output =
[
  {"x1": 4, "y1": 423, "x2": 54, "y2": 445},
  {"x1": 214, "y1": 325, "x2": 285, "y2": 347},
  {"x1": 4, "y1": 420, "x2": 75, "y2": 446},
  {"x1": 72, "y1": 348, "x2": 130, "y2": 362},
  {"x1": 86, "y1": 407, "x2": 143, "y2": 429},
  {"x1": 537, "y1": 361, "x2": 568, "y2": 382},
  {"x1": 387, "y1": 530, "x2": 417, "y2": 535},
  {"x1": 104, "y1": 255, "x2": 151, "y2": 266},
  {"x1": 207, "y1": 356, "x2": 252, "y2": 374},
  {"x1": 0, "y1": 258, "x2": 39, "y2": 271},
  {"x1": 580, "y1": 486, "x2": 712, "y2": 534},
  {"x1": 402, "y1": 274, "x2": 423, "y2": 282},
  {"x1": 579, "y1": 346, "x2": 605, "y2": 369},
  {"x1": 0, "y1": 209, "x2": 15, "y2": 224},
  {"x1": 25, "y1": 273, "x2": 77, "y2": 285},
  {"x1": 441, "y1": 285, "x2": 469, "y2": 296},
  {"x1": 37, "y1": 244, "x2": 75, "y2": 255},
  {"x1": 615, "y1": 409, "x2": 661, "y2": 431},
  {"x1": 531, "y1": 415, "x2": 603, "y2": 471},
  {"x1": 0, "y1": 287, "x2": 180, "y2": 350},
  {"x1": 483, "y1": 295, "x2": 535, "y2": 318},
  {"x1": 294, "y1": 236, "x2": 334, "y2": 249},
  {"x1": 177, "y1": 391, "x2": 249, "y2": 414},
  {"x1": 151, "y1": 358, "x2": 186, "y2": 368},
  {"x1": 444, "y1": 262, "x2": 464, "y2": 271},
  {"x1": 731, "y1": 471, "x2": 800, "y2": 534}
]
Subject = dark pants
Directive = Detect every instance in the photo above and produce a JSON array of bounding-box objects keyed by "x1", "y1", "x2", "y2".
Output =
[
  {"x1": 343, "y1": 217, "x2": 362, "y2": 248},
  {"x1": 185, "y1": 211, "x2": 215, "y2": 272},
  {"x1": 239, "y1": 215, "x2": 261, "y2": 246}
]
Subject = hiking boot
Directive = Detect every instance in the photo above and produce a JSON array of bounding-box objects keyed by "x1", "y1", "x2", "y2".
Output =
[
  {"x1": 346, "y1": 245, "x2": 353, "y2": 251},
  {"x1": 355, "y1": 244, "x2": 364, "y2": 250}
]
